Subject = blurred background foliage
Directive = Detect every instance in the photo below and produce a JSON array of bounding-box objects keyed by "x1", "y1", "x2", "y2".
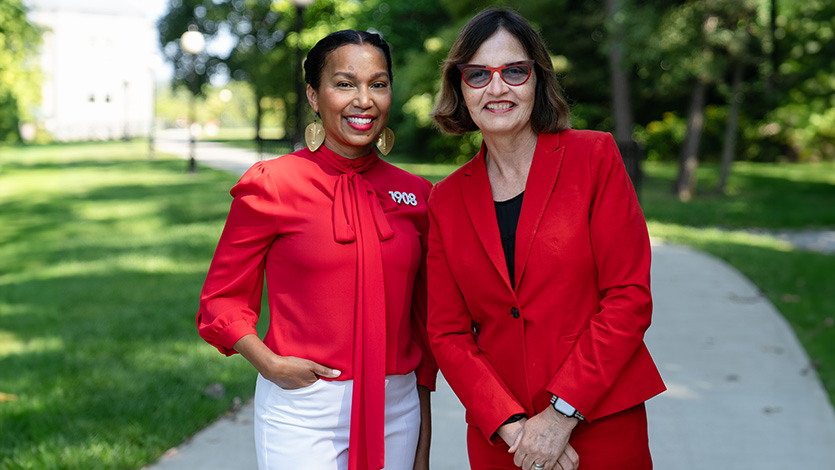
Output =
[
  {"x1": 154, "y1": 0, "x2": 835, "y2": 167},
  {"x1": 4, "y1": 0, "x2": 835, "y2": 169},
  {"x1": 0, "y1": 0, "x2": 42, "y2": 145}
]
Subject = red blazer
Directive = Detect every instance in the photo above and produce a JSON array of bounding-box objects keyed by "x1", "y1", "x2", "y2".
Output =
[{"x1": 427, "y1": 130, "x2": 665, "y2": 443}]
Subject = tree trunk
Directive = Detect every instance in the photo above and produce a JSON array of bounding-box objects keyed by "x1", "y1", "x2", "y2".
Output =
[
  {"x1": 766, "y1": 0, "x2": 777, "y2": 96},
  {"x1": 716, "y1": 60, "x2": 744, "y2": 194},
  {"x1": 606, "y1": 0, "x2": 634, "y2": 143},
  {"x1": 606, "y1": 0, "x2": 641, "y2": 197},
  {"x1": 254, "y1": 93, "x2": 263, "y2": 158},
  {"x1": 255, "y1": 94, "x2": 264, "y2": 139},
  {"x1": 675, "y1": 78, "x2": 708, "y2": 201}
]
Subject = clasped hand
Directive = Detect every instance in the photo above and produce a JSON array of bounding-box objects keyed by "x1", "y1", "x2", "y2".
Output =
[{"x1": 498, "y1": 408, "x2": 579, "y2": 470}]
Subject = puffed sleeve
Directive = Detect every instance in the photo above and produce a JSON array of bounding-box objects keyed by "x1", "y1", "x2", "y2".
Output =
[
  {"x1": 546, "y1": 133, "x2": 653, "y2": 418},
  {"x1": 410, "y1": 178, "x2": 438, "y2": 390},
  {"x1": 196, "y1": 162, "x2": 281, "y2": 356}
]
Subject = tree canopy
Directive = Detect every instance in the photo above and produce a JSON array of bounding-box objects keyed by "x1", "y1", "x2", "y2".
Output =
[
  {"x1": 156, "y1": 0, "x2": 835, "y2": 173},
  {"x1": 0, "y1": 0, "x2": 41, "y2": 144}
]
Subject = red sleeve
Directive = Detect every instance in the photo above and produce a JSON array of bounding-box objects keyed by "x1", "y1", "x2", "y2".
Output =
[
  {"x1": 546, "y1": 133, "x2": 653, "y2": 418},
  {"x1": 410, "y1": 178, "x2": 438, "y2": 390},
  {"x1": 427, "y1": 186, "x2": 525, "y2": 442},
  {"x1": 196, "y1": 162, "x2": 280, "y2": 356}
]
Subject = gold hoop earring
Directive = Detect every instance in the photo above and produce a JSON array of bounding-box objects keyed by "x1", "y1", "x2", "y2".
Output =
[
  {"x1": 375, "y1": 128, "x2": 395, "y2": 156},
  {"x1": 305, "y1": 120, "x2": 325, "y2": 152}
]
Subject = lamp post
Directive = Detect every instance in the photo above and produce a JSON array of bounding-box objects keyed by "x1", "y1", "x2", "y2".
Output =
[
  {"x1": 180, "y1": 27, "x2": 205, "y2": 173},
  {"x1": 122, "y1": 80, "x2": 130, "y2": 141},
  {"x1": 149, "y1": 70, "x2": 157, "y2": 160},
  {"x1": 290, "y1": 0, "x2": 315, "y2": 150}
]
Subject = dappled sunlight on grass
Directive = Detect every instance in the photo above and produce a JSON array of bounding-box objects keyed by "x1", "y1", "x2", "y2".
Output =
[
  {"x1": 3, "y1": 256, "x2": 208, "y2": 285},
  {"x1": 641, "y1": 161, "x2": 835, "y2": 228},
  {"x1": 647, "y1": 221, "x2": 794, "y2": 252},
  {"x1": 0, "y1": 141, "x2": 255, "y2": 468},
  {"x1": 393, "y1": 161, "x2": 462, "y2": 183},
  {"x1": 0, "y1": 330, "x2": 63, "y2": 358},
  {"x1": 733, "y1": 161, "x2": 835, "y2": 185},
  {"x1": 77, "y1": 200, "x2": 161, "y2": 221},
  {"x1": 1, "y1": 141, "x2": 832, "y2": 467}
]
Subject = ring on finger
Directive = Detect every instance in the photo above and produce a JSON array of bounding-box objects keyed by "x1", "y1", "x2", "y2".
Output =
[{"x1": 533, "y1": 464, "x2": 545, "y2": 470}]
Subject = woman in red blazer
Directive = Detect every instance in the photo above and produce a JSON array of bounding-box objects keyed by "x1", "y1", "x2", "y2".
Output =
[{"x1": 428, "y1": 9, "x2": 665, "y2": 470}]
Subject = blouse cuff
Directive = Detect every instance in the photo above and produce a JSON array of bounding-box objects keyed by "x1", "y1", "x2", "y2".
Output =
[{"x1": 211, "y1": 319, "x2": 258, "y2": 357}]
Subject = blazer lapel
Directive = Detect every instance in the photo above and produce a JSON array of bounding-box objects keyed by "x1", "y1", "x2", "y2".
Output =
[
  {"x1": 515, "y1": 132, "x2": 566, "y2": 288},
  {"x1": 460, "y1": 149, "x2": 513, "y2": 291}
]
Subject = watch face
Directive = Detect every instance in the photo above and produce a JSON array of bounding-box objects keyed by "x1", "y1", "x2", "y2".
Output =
[{"x1": 554, "y1": 399, "x2": 576, "y2": 416}]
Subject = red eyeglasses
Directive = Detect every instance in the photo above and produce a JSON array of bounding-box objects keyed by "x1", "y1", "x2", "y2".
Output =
[{"x1": 456, "y1": 60, "x2": 535, "y2": 89}]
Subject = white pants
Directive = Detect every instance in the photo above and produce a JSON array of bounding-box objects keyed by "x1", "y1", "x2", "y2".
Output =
[{"x1": 254, "y1": 372, "x2": 420, "y2": 470}]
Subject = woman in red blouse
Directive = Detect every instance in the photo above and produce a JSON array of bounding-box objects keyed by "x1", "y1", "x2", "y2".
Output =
[{"x1": 197, "y1": 30, "x2": 436, "y2": 470}]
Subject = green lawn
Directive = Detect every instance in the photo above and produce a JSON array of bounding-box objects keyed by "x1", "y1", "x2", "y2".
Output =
[
  {"x1": 640, "y1": 160, "x2": 835, "y2": 228},
  {"x1": 211, "y1": 135, "x2": 461, "y2": 183},
  {"x1": 199, "y1": 127, "x2": 289, "y2": 153},
  {"x1": 0, "y1": 142, "x2": 252, "y2": 469},
  {"x1": 0, "y1": 141, "x2": 832, "y2": 468}
]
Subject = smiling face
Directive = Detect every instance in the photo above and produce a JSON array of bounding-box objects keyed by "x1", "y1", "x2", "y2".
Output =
[
  {"x1": 461, "y1": 28, "x2": 536, "y2": 138},
  {"x1": 306, "y1": 44, "x2": 392, "y2": 158}
]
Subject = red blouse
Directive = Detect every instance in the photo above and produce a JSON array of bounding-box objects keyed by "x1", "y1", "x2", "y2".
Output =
[{"x1": 197, "y1": 145, "x2": 437, "y2": 470}]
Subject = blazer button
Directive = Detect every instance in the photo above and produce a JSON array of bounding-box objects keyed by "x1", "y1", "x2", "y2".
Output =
[{"x1": 510, "y1": 307, "x2": 520, "y2": 319}]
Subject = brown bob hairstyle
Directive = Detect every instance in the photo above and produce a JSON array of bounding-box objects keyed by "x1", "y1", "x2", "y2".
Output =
[{"x1": 431, "y1": 8, "x2": 571, "y2": 135}]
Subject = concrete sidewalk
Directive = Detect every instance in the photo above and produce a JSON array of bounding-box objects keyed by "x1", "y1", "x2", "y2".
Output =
[{"x1": 145, "y1": 133, "x2": 835, "y2": 469}]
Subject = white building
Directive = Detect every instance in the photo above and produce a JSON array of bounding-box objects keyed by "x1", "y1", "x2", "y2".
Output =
[{"x1": 27, "y1": 0, "x2": 162, "y2": 141}]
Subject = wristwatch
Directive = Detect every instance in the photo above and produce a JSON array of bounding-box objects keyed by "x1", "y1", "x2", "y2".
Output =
[{"x1": 550, "y1": 395, "x2": 585, "y2": 420}]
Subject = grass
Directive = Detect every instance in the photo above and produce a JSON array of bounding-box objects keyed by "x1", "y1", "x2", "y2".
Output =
[
  {"x1": 0, "y1": 140, "x2": 832, "y2": 467},
  {"x1": 215, "y1": 136, "x2": 466, "y2": 184},
  {"x1": 386, "y1": 154, "x2": 462, "y2": 184},
  {"x1": 0, "y1": 142, "x2": 254, "y2": 469},
  {"x1": 199, "y1": 127, "x2": 289, "y2": 153},
  {"x1": 640, "y1": 160, "x2": 835, "y2": 228}
]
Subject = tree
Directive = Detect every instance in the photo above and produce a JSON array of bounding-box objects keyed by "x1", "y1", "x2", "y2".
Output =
[
  {"x1": 158, "y1": 0, "x2": 222, "y2": 100},
  {"x1": 676, "y1": 77, "x2": 708, "y2": 201},
  {"x1": 628, "y1": 0, "x2": 766, "y2": 199},
  {"x1": 271, "y1": 0, "x2": 371, "y2": 144},
  {"x1": 0, "y1": 0, "x2": 41, "y2": 144},
  {"x1": 605, "y1": 0, "x2": 641, "y2": 193},
  {"x1": 220, "y1": 0, "x2": 287, "y2": 143},
  {"x1": 158, "y1": 0, "x2": 376, "y2": 144},
  {"x1": 647, "y1": 1, "x2": 722, "y2": 200},
  {"x1": 677, "y1": 0, "x2": 762, "y2": 198},
  {"x1": 374, "y1": 0, "x2": 461, "y2": 160},
  {"x1": 153, "y1": 0, "x2": 833, "y2": 168},
  {"x1": 520, "y1": 0, "x2": 612, "y2": 130},
  {"x1": 606, "y1": 0, "x2": 634, "y2": 145},
  {"x1": 715, "y1": 59, "x2": 743, "y2": 193},
  {"x1": 766, "y1": 0, "x2": 835, "y2": 161},
  {"x1": 714, "y1": 0, "x2": 759, "y2": 193}
]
